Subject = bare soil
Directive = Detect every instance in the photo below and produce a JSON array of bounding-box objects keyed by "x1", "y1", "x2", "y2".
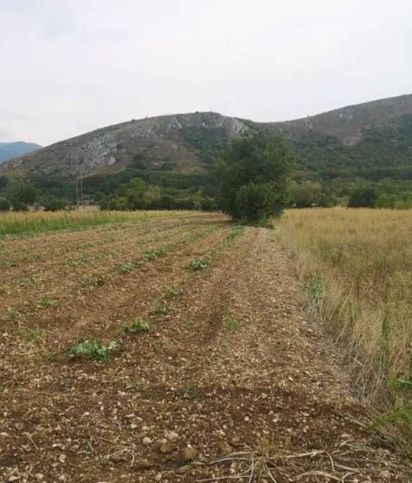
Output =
[{"x1": 0, "y1": 214, "x2": 410, "y2": 482}]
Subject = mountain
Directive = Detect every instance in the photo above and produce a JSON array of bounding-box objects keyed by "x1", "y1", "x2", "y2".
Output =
[
  {"x1": 265, "y1": 94, "x2": 412, "y2": 145},
  {"x1": 1, "y1": 94, "x2": 411, "y2": 205},
  {"x1": 0, "y1": 141, "x2": 41, "y2": 164},
  {"x1": 263, "y1": 95, "x2": 412, "y2": 185},
  {"x1": 0, "y1": 113, "x2": 246, "y2": 178}
]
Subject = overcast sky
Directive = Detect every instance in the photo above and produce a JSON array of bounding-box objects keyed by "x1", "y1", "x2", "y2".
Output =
[{"x1": 0, "y1": 0, "x2": 411, "y2": 145}]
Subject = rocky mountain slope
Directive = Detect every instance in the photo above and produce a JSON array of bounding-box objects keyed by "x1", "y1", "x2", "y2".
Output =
[
  {"x1": 1, "y1": 94, "x2": 411, "y2": 199},
  {"x1": 266, "y1": 94, "x2": 412, "y2": 145},
  {"x1": 0, "y1": 113, "x2": 246, "y2": 178},
  {"x1": 0, "y1": 141, "x2": 41, "y2": 164}
]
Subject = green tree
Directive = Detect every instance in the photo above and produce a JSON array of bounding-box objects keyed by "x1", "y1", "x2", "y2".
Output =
[
  {"x1": 105, "y1": 195, "x2": 129, "y2": 211},
  {"x1": 0, "y1": 175, "x2": 9, "y2": 190},
  {"x1": 142, "y1": 185, "x2": 161, "y2": 208},
  {"x1": 214, "y1": 131, "x2": 292, "y2": 222},
  {"x1": 5, "y1": 177, "x2": 38, "y2": 205},
  {"x1": 235, "y1": 182, "x2": 288, "y2": 221},
  {"x1": 13, "y1": 201, "x2": 29, "y2": 211},
  {"x1": 289, "y1": 181, "x2": 323, "y2": 208},
  {"x1": 124, "y1": 177, "x2": 146, "y2": 209},
  {"x1": 348, "y1": 188, "x2": 378, "y2": 208},
  {"x1": 0, "y1": 197, "x2": 11, "y2": 212},
  {"x1": 42, "y1": 197, "x2": 67, "y2": 211}
]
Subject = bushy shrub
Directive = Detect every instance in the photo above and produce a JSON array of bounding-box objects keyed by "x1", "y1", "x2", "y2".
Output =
[
  {"x1": 43, "y1": 197, "x2": 67, "y2": 211},
  {"x1": 0, "y1": 197, "x2": 11, "y2": 212},
  {"x1": 13, "y1": 201, "x2": 29, "y2": 212},
  {"x1": 348, "y1": 188, "x2": 378, "y2": 208}
]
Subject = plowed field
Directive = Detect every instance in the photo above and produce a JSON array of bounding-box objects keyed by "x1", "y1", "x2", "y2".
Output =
[{"x1": 0, "y1": 213, "x2": 409, "y2": 482}]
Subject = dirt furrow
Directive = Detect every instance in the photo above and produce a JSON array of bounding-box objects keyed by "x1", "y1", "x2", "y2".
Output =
[{"x1": 0, "y1": 222, "x2": 217, "y2": 320}]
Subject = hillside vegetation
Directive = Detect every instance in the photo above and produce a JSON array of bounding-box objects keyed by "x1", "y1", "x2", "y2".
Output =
[{"x1": 0, "y1": 94, "x2": 411, "y2": 209}]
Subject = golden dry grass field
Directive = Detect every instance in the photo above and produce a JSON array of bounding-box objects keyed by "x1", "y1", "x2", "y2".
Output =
[
  {"x1": 0, "y1": 209, "x2": 410, "y2": 481},
  {"x1": 277, "y1": 208, "x2": 412, "y2": 446}
]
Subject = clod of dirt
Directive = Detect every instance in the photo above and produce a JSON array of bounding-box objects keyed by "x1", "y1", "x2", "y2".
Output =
[
  {"x1": 142, "y1": 436, "x2": 152, "y2": 445},
  {"x1": 230, "y1": 436, "x2": 242, "y2": 447},
  {"x1": 165, "y1": 430, "x2": 179, "y2": 442},
  {"x1": 109, "y1": 454, "x2": 128, "y2": 463},
  {"x1": 176, "y1": 447, "x2": 198, "y2": 465},
  {"x1": 379, "y1": 470, "x2": 392, "y2": 480},
  {"x1": 218, "y1": 442, "x2": 233, "y2": 456},
  {"x1": 159, "y1": 441, "x2": 177, "y2": 454}
]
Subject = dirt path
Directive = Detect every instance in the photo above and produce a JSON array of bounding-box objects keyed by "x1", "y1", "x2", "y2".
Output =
[{"x1": 1, "y1": 223, "x2": 410, "y2": 482}]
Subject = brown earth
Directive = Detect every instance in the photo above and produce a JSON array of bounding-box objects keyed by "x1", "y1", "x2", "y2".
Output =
[{"x1": 0, "y1": 214, "x2": 410, "y2": 482}]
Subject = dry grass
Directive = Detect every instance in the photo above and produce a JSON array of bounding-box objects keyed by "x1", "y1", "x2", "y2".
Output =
[
  {"x1": 0, "y1": 208, "x2": 191, "y2": 236},
  {"x1": 276, "y1": 208, "x2": 412, "y2": 445}
]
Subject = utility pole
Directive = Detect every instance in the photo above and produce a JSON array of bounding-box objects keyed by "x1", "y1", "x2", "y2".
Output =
[
  {"x1": 79, "y1": 172, "x2": 84, "y2": 208},
  {"x1": 75, "y1": 171, "x2": 84, "y2": 209},
  {"x1": 75, "y1": 176, "x2": 79, "y2": 209}
]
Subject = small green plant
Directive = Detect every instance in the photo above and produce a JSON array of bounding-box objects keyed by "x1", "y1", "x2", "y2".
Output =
[
  {"x1": 224, "y1": 317, "x2": 241, "y2": 331},
  {"x1": 80, "y1": 275, "x2": 105, "y2": 288},
  {"x1": 177, "y1": 383, "x2": 197, "y2": 400},
  {"x1": 37, "y1": 296, "x2": 58, "y2": 309},
  {"x1": 189, "y1": 256, "x2": 210, "y2": 271},
  {"x1": 127, "y1": 378, "x2": 147, "y2": 392},
  {"x1": 2, "y1": 307, "x2": 21, "y2": 321},
  {"x1": 118, "y1": 261, "x2": 136, "y2": 273},
  {"x1": 227, "y1": 225, "x2": 244, "y2": 241},
  {"x1": 373, "y1": 403, "x2": 412, "y2": 436},
  {"x1": 123, "y1": 319, "x2": 150, "y2": 334},
  {"x1": 305, "y1": 273, "x2": 323, "y2": 307},
  {"x1": 69, "y1": 340, "x2": 118, "y2": 362},
  {"x1": 143, "y1": 247, "x2": 167, "y2": 260},
  {"x1": 164, "y1": 286, "x2": 184, "y2": 299},
  {"x1": 18, "y1": 276, "x2": 38, "y2": 286},
  {"x1": 151, "y1": 305, "x2": 168, "y2": 316},
  {"x1": 391, "y1": 376, "x2": 412, "y2": 392}
]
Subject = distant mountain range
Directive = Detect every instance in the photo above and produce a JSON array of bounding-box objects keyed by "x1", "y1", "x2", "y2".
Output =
[
  {"x1": 0, "y1": 94, "x2": 411, "y2": 203},
  {"x1": 0, "y1": 142, "x2": 41, "y2": 164}
]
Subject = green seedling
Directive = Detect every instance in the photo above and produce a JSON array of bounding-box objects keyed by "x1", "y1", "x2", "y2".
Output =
[
  {"x1": 118, "y1": 261, "x2": 136, "y2": 273},
  {"x1": 37, "y1": 296, "x2": 58, "y2": 309},
  {"x1": 151, "y1": 305, "x2": 168, "y2": 316},
  {"x1": 143, "y1": 247, "x2": 167, "y2": 260},
  {"x1": 18, "y1": 276, "x2": 38, "y2": 286},
  {"x1": 2, "y1": 307, "x2": 21, "y2": 321},
  {"x1": 69, "y1": 340, "x2": 118, "y2": 362},
  {"x1": 164, "y1": 287, "x2": 184, "y2": 299},
  {"x1": 123, "y1": 319, "x2": 150, "y2": 334},
  {"x1": 127, "y1": 378, "x2": 147, "y2": 392},
  {"x1": 189, "y1": 257, "x2": 210, "y2": 271},
  {"x1": 224, "y1": 317, "x2": 241, "y2": 331}
]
